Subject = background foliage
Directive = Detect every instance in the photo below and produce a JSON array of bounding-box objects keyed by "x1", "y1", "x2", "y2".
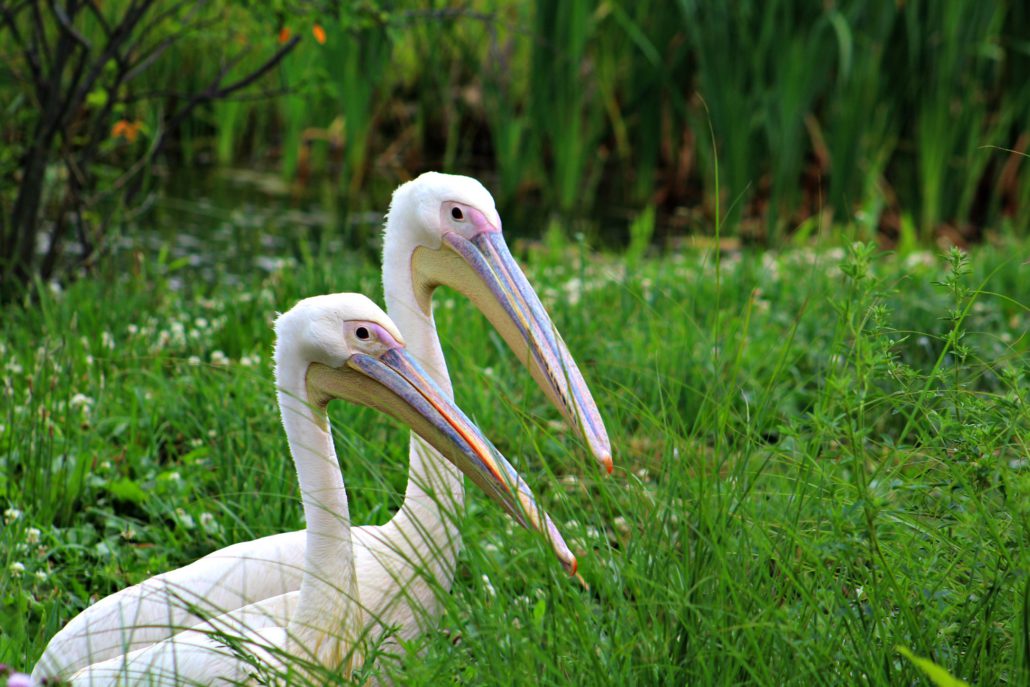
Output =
[{"x1": 1, "y1": 0, "x2": 1028, "y2": 297}]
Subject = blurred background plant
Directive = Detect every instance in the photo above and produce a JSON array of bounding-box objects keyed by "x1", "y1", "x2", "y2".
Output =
[{"x1": 1, "y1": 0, "x2": 1027, "y2": 297}]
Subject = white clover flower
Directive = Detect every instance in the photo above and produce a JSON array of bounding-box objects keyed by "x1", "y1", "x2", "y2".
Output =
[
  {"x1": 69, "y1": 393, "x2": 93, "y2": 410},
  {"x1": 210, "y1": 350, "x2": 229, "y2": 366},
  {"x1": 4, "y1": 507, "x2": 22, "y2": 524},
  {"x1": 126, "y1": 324, "x2": 139, "y2": 335},
  {"x1": 199, "y1": 512, "x2": 215, "y2": 528},
  {"x1": 9, "y1": 561, "x2": 25, "y2": 577},
  {"x1": 25, "y1": 527, "x2": 41, "y2": 545},
  {"x1": 35, "y1": 570, "x2": 48, "y2": 582},
  {"x1": 187, "y1": 355, "x2": 201, "y2": 365},
  {"x1": 194, "y1": 317, "x2": 209, "y2": 329},
  {"x1": 121, "y1": 527, "x2": 136, "y2": 541},
  {"x1": 5, "y1": 360, "x2": 23, "y2": 374}
]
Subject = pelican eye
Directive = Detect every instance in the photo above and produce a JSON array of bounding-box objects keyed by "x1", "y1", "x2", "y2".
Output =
[
  {"x1": 356, "y1": 326, "x2": 370, "y2": 341},
  {"x1": 451, "y1": 207, "x2": 464, "y2": 221}
]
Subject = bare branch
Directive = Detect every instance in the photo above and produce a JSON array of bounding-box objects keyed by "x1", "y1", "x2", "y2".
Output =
[
  {"x1": 161, "y1": 35, "x2": 301, "y2": 142},
  {"x1": 52, "y1": 0, "x2": 92, "y2": 51},
  {"x1": 129, "y1": 0, "x2": 206, "y2": 55},
  {"x1": 84, "y1": 0, "x2": 111, "y2": 38},
  {"x1": 123, "y1": 12, "x2": 222, "y2": 84},
  {"x1": 0, "y1": 4, "x2": 45, "y2": 95},
  {"x1": 29, "y1": 1, "x2": 52, "y2": 74}
]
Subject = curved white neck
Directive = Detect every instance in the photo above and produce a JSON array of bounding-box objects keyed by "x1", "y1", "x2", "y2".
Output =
[
  {"x1": 383, "y1": 226, "x2": 465, "y2": 581},
  {"x1": 276, "y1": 352, "x2": 359, "y2": 659}
]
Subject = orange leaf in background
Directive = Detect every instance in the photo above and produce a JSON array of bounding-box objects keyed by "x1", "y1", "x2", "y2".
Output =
[
  {"x1": 278, "y1": 27, "x2": 291, "y2": 44},
  {"x1": 312, "y1": 24, "x2": 326, "y2": 45},
  {"x1": 111, "y1": 119, "x2": 141, "y2": 143}
]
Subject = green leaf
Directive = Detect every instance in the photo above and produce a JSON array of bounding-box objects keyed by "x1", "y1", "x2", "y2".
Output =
[
  {"x1": 107, "y1": 478, "x2": 148, "y2": 504},
  {"x1": 896, "y1": 646, "x2": 970, "y2": 687},
  {"x1": 86, "y1": 88, "x2": 108, "y2": 108},
  {"x1": 532, "y1": 598, "x2": 547, "y2": 631}
]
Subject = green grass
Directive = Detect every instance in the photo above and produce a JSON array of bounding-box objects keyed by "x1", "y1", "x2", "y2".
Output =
[{"x1": 1, "y1": 235, "x2": 1028, "y2": 684}]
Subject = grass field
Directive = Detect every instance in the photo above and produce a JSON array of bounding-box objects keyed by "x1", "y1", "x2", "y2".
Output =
[{"x1": 1, "y1": 235, "x2": 1028, "y2": 685}]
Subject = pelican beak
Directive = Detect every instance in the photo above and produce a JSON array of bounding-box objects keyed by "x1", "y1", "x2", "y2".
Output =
[
  {"x1": 307, "y1": 347, "x2": 577, "y2": 575},
  {"x1": 411, "y1": 225, "x2": 613, "y2": 474}
]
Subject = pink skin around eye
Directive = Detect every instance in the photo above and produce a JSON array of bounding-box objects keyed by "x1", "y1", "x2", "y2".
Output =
[
  {"x1": 366, "y1": 323, "x2": 403, "y2": 350},
  {"x1": 444, "y1": 202, "x2": 501, "y2": 234},
  {"x1": 464, "y1": 206, "x2": 501, "y2": 234}
]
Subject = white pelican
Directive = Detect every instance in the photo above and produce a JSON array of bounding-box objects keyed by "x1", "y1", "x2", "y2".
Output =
[
  {"x1": 34, "y1": 173, "x2": 611, "y2": 680},
  {"x1": 53, "y1": 293, "x2": 573, "y2": 685}
]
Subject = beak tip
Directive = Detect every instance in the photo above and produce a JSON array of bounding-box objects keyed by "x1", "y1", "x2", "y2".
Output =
[
  {"x1": 601, "y1": 451, "x2": 613, "y2": 475},
  {"x1": 567, "y1": 556, "x2": 578, "y2": 577}
]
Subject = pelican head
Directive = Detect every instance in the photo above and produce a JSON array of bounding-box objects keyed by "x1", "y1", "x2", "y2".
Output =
[
  {"x1": 383, "y1": 172, "x2": 613, "y2": 473},
  {"x1": 276, "y1": 293, "x2": 576, "y2": 573}
]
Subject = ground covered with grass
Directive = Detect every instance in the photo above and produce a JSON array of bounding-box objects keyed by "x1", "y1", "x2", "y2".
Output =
[{"x1": 1, "y1": 238, "x2": 1028, "y2": 685}]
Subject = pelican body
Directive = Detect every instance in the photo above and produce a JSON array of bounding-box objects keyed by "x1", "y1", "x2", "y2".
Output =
[
  {"x1": 34, "y1": 173, "x2": 612, "y2": 682},
  {"x1": 50, "y1": 294, "x2": 572, "y2": 685}
]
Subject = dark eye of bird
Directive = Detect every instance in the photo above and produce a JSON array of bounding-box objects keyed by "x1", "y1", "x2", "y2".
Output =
[
  {"x1": 356, "y1": 326, "x2": 370, "y2": 340},
  {"x1": 451, "y1": 207, "x2": 463, "y2": 221}
]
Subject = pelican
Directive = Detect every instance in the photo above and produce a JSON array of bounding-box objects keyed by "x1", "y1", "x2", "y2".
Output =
[
  {"x1": 34, "y1": 173, "x2": 611, "y2": 680},
  {"x1": 54, "y1": 293, "x2": 573, "y2": 685}
]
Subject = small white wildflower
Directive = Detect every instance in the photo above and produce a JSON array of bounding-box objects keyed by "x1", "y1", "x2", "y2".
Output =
[
  {"x1": 4, "y1": 507, "x2": 22, "y2": 524},
  {"x1": 5, "y1": 360, "x2": 23, "y2": 374},
  {"x1": 481, "y1": 574, "x2": 496, "y2": 598},
  {"x1": 483, "y1": 367, "x2": 494, "y2": 377},
  {"x1": 121, "y1": 527, "x2": 136, "y2": 541},
  {"x1": 9, "y1": 561, "x2": 25, "y2": 577},
  {"x1": 84, "y1": 354, "x2": 94, "y2": 366},
  {"x1": 210, "y1": 350, "x2": 229, "y2": 366},
  {"x1": 190, "y1": 437, "x2": 203, "y2": 448},
  {"x1": 613, "y1": 516, "x2": 630, "y2": 535},
  {"x1": 194, "y1": 317, "x2": 209, "y2": 329},
  {"x1": 175, "y1": 508, "x2": 195, "y2": 528},
  {"x1": 199, "y1": 512, "x2": 215, "y2": 528},
  {"x1": 126, "y1": 324, "x2": 139, "y2": 335},
  {"x1": 207, "y1": 429, "x2": 217, "y2": 439},
  {"x1": 69, "y1": 393, "x2": 93, "y2": 410},
  {"x1": 167, "y1": 471, "x2": 181, "y2": 482},
  {"x1": 188, "y1": 355, "x2": 201, "y2": 365},
  {"x1": 26, "y1": 527, "x2": 41, "y2": 545},
  {"x1": 101, "y1": 331, "x2": 115, "y2": 350},
  {"x1": 35, "y1": 570, "x2": 48, "y2": 582}
]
